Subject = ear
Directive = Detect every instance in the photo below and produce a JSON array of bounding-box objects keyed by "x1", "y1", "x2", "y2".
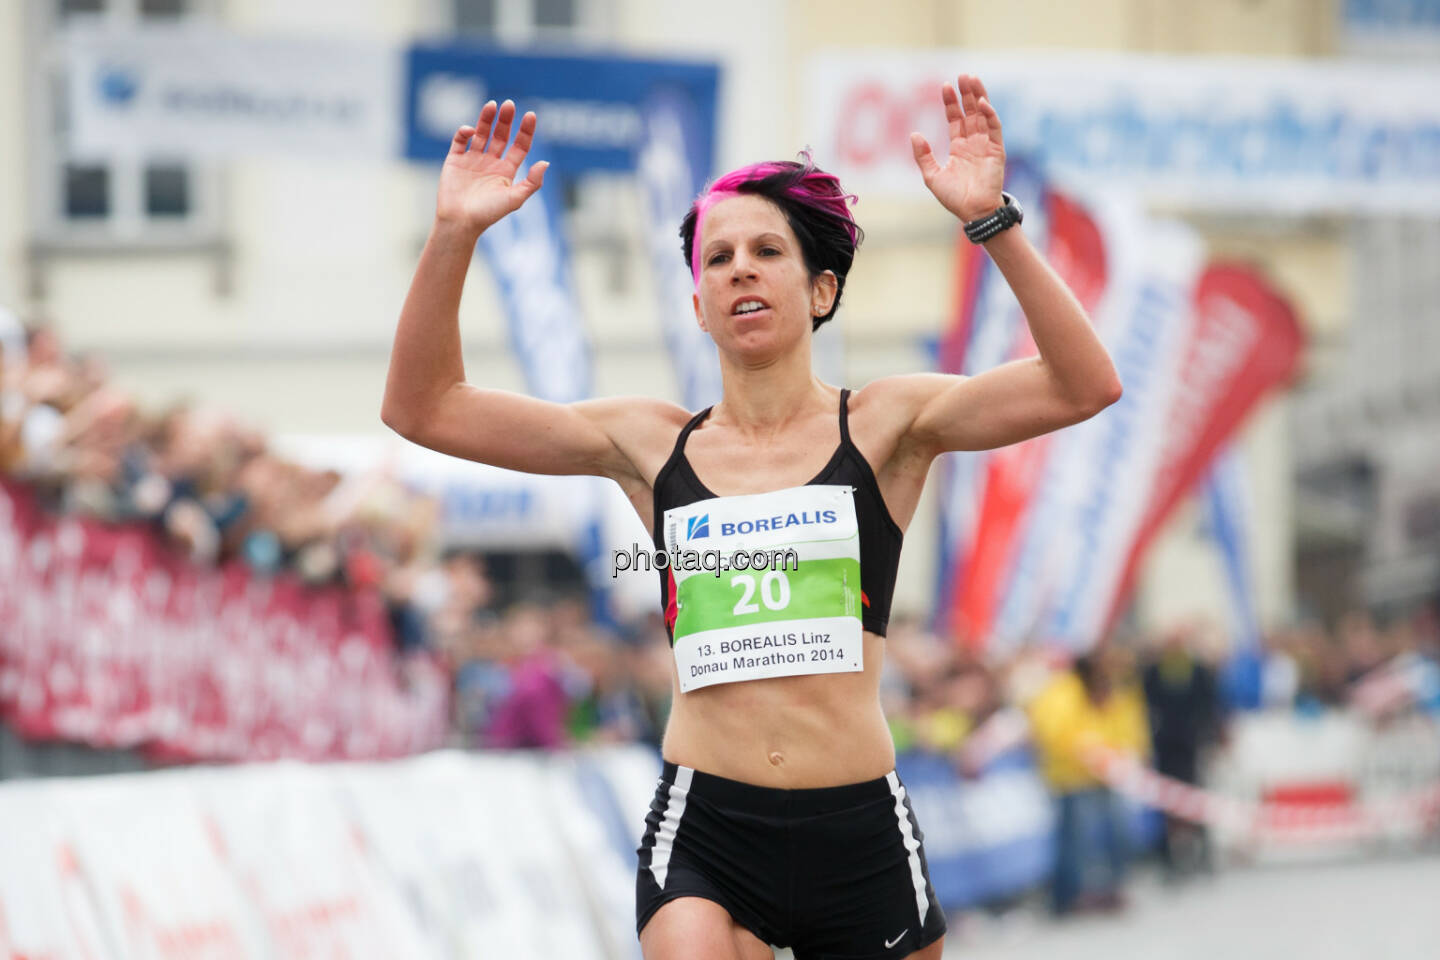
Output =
[
  {"x1": 811, "y1": 270, "x2": 839, "y2": 318},
  {"x1": 693, "y1": 291, "x2": 706, "y2": 332}
]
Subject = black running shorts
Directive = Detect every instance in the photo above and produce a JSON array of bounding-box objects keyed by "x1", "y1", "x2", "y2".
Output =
[{"x1": 635, "y1": 761, "x2": 947, "y2": 958}]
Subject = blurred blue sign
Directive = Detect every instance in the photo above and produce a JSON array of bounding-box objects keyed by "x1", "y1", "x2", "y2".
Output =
[
  {"x1": 404, "y1": 44, "x2": 719, "y2": 177},
  {"x1": 895, "y1": 750, "x2": 1054, "y2": 909},
  {"x1": 1345, "y1": 0, "x2": 1440, "y2": 29}
]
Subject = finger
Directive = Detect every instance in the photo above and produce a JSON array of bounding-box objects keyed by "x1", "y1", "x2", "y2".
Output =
[
  {"x1": 972, "y1": 74, "x2": 993, "y2": 104},
  {"x1": 450, "y1": 125, "x2": 476, "y2": 156},
  {"x1": 959, "y1": 75, "x2": 986, "y2": 138},
  {"x1": 977, "y1": 97, "x2": 1004, "y2": 147},
  {"x1": 941, "y1": 83, "x2": 963, "y2": 144},
  {"x1": 503, "y1": 111, "x2": 537, "y2": 168},
  {"x1": 958, "y1": 74, "x2": 978, "y2": 119},
  {"x1": 487, "y1": 99, "x2": 516, "y2": 157},
  {"x1": 474, "y1": 100, "x2": 498, "y2": 151},
  {"x1": 910, "y1": 132, "x2": 941, "y2": 182},
  {"x1": 514, "y1": 160, "x2": 549, "y2": 203}
]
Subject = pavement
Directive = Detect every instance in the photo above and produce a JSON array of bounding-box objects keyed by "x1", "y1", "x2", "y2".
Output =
[{"x1": 939, "y1": 855, "x2": 1440, "y2": 960}]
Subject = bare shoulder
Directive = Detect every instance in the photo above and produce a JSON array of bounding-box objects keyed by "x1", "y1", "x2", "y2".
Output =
[
  {"x1": 848, "y1": 373, "x2": 964, "y2": 451},
  {"x1": 575, "y1": 394, "x2": 695, "y2": 485},
  {"x1": 576, "y1": 394, "x2": 692, "y2": 431},
  {"x1": 850, "y1": 373, "x2": 960, "y2": 416}
]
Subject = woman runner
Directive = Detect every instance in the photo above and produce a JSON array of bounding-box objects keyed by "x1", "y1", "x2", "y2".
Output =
[{"x1": 383, "y1": 74, "x2": 1121, "y2": 960}]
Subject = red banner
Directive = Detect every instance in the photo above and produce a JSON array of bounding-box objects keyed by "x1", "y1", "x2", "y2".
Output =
[
  {"x1": 0, "y1": 479, "x2": 448, "y2": 763},
  {"x1": 948, "y1": 190, "x2": 1109, "y2": 647},
  {"x1": 1103, "y1": 262, "x2": 1305, "y2": 630}
]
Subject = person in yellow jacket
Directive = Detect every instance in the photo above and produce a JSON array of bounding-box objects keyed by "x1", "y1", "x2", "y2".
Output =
[{"x1": 1026, "y1": 648, "x2": 1150, "y2": 915}]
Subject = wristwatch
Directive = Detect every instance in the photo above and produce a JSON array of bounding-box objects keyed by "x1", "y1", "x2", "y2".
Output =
[{"x1": 963, "y1": 192, "x2": 1023, "y2": 244}]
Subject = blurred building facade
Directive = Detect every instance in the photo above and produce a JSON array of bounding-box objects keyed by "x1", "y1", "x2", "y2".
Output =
[{"x1": 1, "y1": 0, "x2": 1435, "y2": 636}]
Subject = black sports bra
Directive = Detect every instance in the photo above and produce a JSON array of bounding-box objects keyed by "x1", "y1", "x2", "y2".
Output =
[{"x1": 651, "y1": 388, "x2": 903, "y2": 640}]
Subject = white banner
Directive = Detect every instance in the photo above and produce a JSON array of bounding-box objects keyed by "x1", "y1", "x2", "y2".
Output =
[
  {"x1": 0, "y1": 747, "x2": 661, "y2": 960},
  {"x1": 805, "y1": 50, "x2": 1440, "y2": 213},
  {"x1": 990, "y1": 204, "x2": 1204, "y2": 649},
  {"x1": 66, "y1": 26, "x2": 400, "y2": 160}
]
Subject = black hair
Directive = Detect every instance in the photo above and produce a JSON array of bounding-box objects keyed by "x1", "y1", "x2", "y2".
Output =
[{"x1": 680, "y1": 156, "x2": 863, "y2": 332}]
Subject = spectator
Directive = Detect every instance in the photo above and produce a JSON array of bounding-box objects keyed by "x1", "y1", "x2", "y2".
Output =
[
  {"x1": 1026, "y1": 646, "x2": 1149, "y2": 917},
  {"x1": 1142, "y1": 624, "x2": 1225, "y2": 880},
  {"x1": 481, "y1": 601, "x2": 574, "y2": 750}
]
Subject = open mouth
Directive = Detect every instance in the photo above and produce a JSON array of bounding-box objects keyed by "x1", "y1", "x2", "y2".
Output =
[{"x1": 731, "y1": 298, "x2": 771, "y2": 317}]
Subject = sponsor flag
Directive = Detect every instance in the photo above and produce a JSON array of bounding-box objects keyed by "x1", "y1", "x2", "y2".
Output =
[
  {"x1": 971, "y1": 205, "x2": 1203, "y2": 651},
  {"x1": 476, "y1": 158, "x2": 593, "y2": 404},
  {"x1": 1203, "y1": 445, "x2": 1267, "y2": 709},
  {"x1": 947, "y1": 189, "x2": 1109, "y2": 648},
  {"x1": 636, "y1": 88, "x2": 722, "y2": 410},
  {"x1": 1032, "y1": 216, "x2": 1205, "y2": 647},
  {"x1": 476, "y1": 160, "x2": 607, "y2": 615},
  {"x1": 931, "y1": 160, "x2": 1046, "y2": 637},
  {"x1": 1102, "y1": 263, "x2": 1304, "y2": 631}
]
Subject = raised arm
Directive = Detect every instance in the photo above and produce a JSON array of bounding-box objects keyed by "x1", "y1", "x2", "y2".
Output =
[
  {"x1": 896, "y1": 75, "x2": 1122, "y2": 456},
  {"x1": 381, "y1": 100, "x2": 673, "y2": 482}
]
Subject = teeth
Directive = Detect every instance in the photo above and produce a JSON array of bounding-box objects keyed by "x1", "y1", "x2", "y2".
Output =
[{"x1": 734, "y1": 301, "x2": 765, "y2": 315}]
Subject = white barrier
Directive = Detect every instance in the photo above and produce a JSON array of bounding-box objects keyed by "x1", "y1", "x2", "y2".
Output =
[
  {"x1": 1086, "y1": 710, "x2": 1440, "y2": 858},
  {"x1": 0, "y1": 747, "x2": 663, "y2": 960}
]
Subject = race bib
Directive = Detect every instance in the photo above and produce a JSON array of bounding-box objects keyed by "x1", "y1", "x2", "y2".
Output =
[{"x1": 663, "y1": 484, "x2": 864, "y2": 693}]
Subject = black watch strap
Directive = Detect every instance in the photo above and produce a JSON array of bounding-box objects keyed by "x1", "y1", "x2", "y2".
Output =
[{"x1": 963, "y1": 192, "x2": 1024, "y2": 244}]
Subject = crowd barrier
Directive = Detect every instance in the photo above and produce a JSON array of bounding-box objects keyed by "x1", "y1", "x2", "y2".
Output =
[
  {"x1": 5, "y1": 712, "x2": 1436, "y2": 957},
  {"x1": 0, "y1": 745, "x2": 1063, "y2": 959},
  {"x1": 0, "y1": 479, "x2": 448, "y2": 764},
  {"x1": 1088, "y1": 711, "x2": 1440, "y2": 855}
]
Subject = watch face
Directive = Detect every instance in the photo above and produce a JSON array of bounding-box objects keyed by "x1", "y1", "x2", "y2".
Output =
[{"x1": 1002, "y1": 192, "x2": 1023, "y2": 224}]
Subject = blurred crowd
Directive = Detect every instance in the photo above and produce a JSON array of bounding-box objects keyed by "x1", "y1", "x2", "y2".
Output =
[
  {"x1": 1, "y1": 315, "x2": 447, "y2": 633},
  {"x1": 6, "y1": 310, "x2": 1440, "y2": 919},
  {"x1": 879, "y1": 606, "x2": 1440, "y2": 914},
  {"x1": 6, "y1": 312, "x2": 1439, "y2": 758}
]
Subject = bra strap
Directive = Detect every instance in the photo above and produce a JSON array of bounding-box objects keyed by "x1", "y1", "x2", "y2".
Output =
[
  {"x1": 838, "y1": 388, "x2": 852, "y2": 444},
  {"x1": 675, "y1": 405, "x2": 714, "y2": 455}
]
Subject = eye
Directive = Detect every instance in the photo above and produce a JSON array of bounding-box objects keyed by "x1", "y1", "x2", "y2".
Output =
[
  {"x1": 706, "y1": 251, "x2": 731, "y2": 266},
  {"x1": 759, "y1": 246, "x2": 780, "y2": 256}
]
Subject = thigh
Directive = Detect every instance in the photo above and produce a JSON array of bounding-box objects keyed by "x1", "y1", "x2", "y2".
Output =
[
  {"x1": 901, "y1": 937, "x2": 945, "y2": 960},
  {"x1": 641, "y1": 897, "x2": 774, "y2": 960}
]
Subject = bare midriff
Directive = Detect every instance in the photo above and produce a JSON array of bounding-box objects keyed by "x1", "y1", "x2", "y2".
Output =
[{"x1": 659, "y1": 631, "x2": 895, "y2": 788}]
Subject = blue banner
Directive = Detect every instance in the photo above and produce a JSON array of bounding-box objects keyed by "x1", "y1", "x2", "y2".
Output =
[
  {"x1": 1203, "y1": 445, "x2": 1266, "y2": 710},
  {"x1": 895, "y1": 749, "x2": 1054, "y2": 909},
  {"x1": 475, "y1": 159, "x2": 592, "y2": 404},
  {"x1": 405, "y1": 44, "x2": 718, "y2": 175},
  {"x1": 636, "y1": 87, "x2": 722, "y2": 410},
  {"x1": 1203, "y1": 444, "x2": 1260, "y2": 654}
]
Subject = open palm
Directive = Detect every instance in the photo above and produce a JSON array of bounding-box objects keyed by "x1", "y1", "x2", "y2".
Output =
[
  {"x1": 910, "y1": 74, "x2": 1006, "y2": 224},
  {"x1": 436, "y1": 99, "x2": 549, "y2": 234}
]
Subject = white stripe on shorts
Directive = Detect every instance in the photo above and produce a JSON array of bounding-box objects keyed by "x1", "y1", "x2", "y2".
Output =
[
  {"x1": 886, "y1": 771, "x2": 928, "y2": 927},
  {"x1": 648, "y1": 765, "x2": 694, "y2": 890}
]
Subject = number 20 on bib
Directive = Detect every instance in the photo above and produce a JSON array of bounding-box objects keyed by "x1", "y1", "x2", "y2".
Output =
[{"x1": 663, "y1": 484, "x2": 864, "y2": 692}]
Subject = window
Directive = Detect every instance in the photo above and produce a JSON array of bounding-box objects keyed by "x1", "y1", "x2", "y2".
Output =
[
  {"x1": 450, "y1": 0, "x2": 602, "y2": 44},
  {"x1": 26, "y1": 0, "x2": 221, "y2": 253}
]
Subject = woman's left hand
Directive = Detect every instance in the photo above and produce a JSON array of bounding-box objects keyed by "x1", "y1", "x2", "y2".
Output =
[{"x1": 910, "y1": 74, "x2": 1007, "y2": 223}]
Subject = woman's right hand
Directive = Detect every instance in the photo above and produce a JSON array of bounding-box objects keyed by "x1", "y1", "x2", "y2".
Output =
[{"x1": 435, "y1": 99, "x2": 549, "y2": 235}]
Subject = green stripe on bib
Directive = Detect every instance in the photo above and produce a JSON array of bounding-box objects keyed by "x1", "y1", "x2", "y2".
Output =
[{"x1": 674, "y1": 557, "x2": 861, "y2": 637}]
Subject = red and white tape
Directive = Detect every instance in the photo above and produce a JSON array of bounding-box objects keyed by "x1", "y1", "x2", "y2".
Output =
[{"x1": 1083, "y1": 745, "x2": 1440, "y2": 844}]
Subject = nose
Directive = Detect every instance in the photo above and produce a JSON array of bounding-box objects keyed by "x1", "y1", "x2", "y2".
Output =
[{"x1": 729, "y1": 249, "x2": 758, "y2": 283}]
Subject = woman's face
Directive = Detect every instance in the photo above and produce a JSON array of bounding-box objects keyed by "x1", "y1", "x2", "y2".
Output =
[{"x1": 692, "y1": 194, "x2": 834, "y2": 359}]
